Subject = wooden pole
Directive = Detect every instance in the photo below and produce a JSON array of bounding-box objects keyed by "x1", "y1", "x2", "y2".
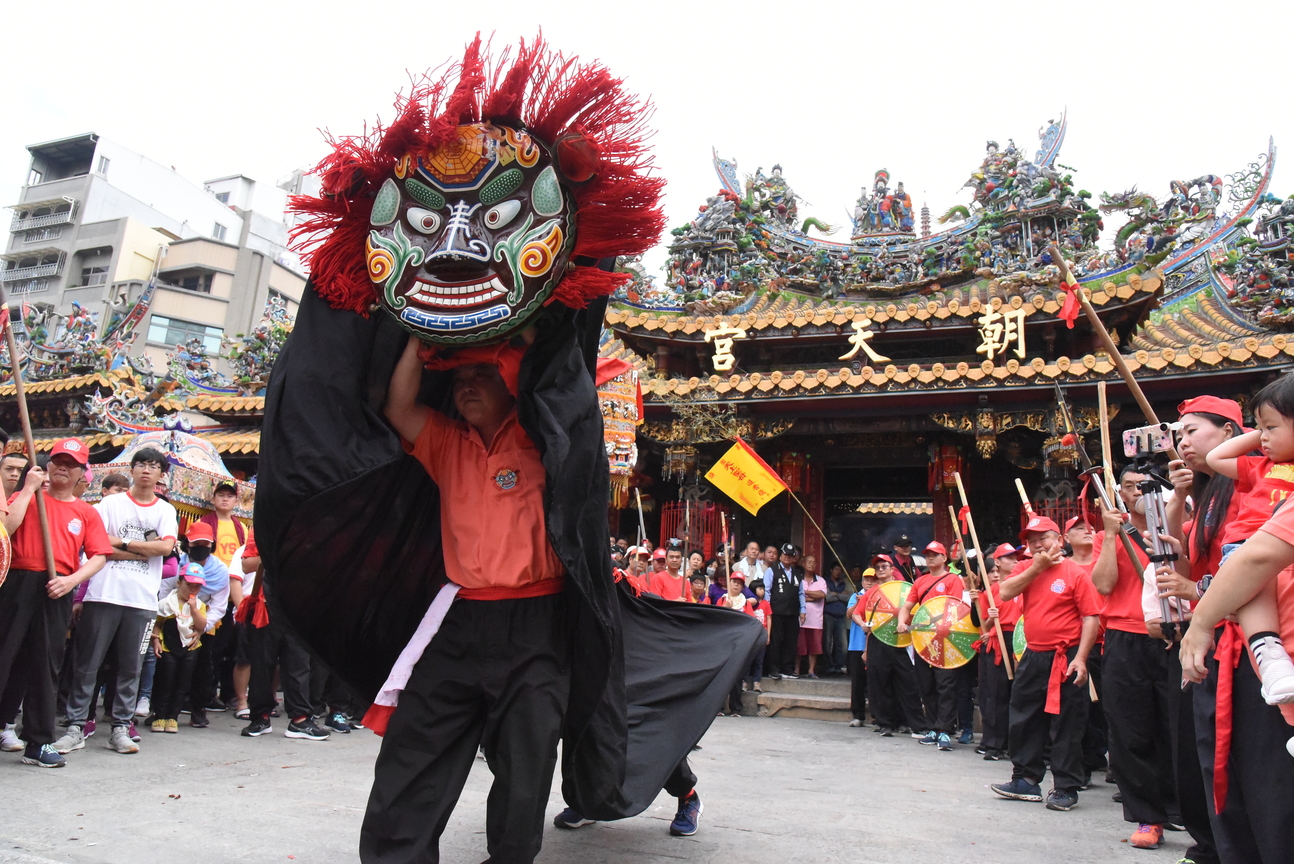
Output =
[
  {"x1": 785, "y1": 488, "x2": 848, "y2": 578},
  {"x1": 952, "y1": 473, "x2": 1013, "y2": 678},
  {"x1": 1048, "y1": 245, "x2": 1180, "y2": 461},
  {"x1": 1098, "y1": 381, "x2": 1117, "y2": 503},
  {"x1": 634, "y1": 487, "x2": 648, "y2": 550},
  {"x1": 0, "y1": 296, "x2": 57, "y2": 587},
  {"x1": 721, "y1": 512, "x2": 733, "y2": 586}
]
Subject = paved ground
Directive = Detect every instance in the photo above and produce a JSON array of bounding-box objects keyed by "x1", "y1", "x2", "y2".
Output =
[{"x1": 1, "y1": 711, "x2": 1194, "y2": 864}]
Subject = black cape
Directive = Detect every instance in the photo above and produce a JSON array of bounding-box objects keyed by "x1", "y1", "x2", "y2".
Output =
[{"x1": 255, "y1": 285, "x2": 764, "y2": 819}]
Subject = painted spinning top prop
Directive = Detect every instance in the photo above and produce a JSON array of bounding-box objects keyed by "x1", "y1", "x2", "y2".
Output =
[
  {"x1": 865, "y1": 580, "x2": 912, "y2": 648},
  {"x1": 910, "y1": 596, "x2": 977, "y2": 669},
  {"x1": 1013, "y1": 615, "x2": 1027, "y2": 662},
  {"x1": 0, "y1": 523, "x2": 11, "y2": 586},
  {"x1": 290, "y1": 35, "x2": 665, "y2": 346}
]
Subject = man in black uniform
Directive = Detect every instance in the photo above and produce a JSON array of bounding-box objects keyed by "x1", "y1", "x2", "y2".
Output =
[
  {"x1": 766, "y1": 544, "x2": 805, "y2": 680},
  {"x1": 891, "y1": 536, "x2": 921, "y2": 584}
]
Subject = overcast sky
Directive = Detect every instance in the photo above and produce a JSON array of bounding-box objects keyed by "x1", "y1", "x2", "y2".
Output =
[{"x1": 8, "y1": 0, "x2": 1292, "y2": 276}]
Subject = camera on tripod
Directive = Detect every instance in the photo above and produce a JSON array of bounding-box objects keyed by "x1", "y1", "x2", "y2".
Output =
[{"x1": 1122, "y1": 422, "x2": 1183, "y2": 459}]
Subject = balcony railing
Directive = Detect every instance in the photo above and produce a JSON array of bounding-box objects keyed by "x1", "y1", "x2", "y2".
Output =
[
  {"x1": 10, "y1": 210, "x2": 75, "y2": 232},
  {"x1": 1, "y1": 262, "x2": 62, "y2": 282},
  {"x1": 8, "y1": 279, "x2": 49, "y2": 295}
]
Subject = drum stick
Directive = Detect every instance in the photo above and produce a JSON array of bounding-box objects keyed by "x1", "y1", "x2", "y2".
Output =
[{"x1": 953, "y1": 472, "x2": 1013, "y2": 679}]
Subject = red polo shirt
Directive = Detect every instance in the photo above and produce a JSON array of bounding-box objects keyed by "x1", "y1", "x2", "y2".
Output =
[
  {"x1": 1222, "y1": 455, "x2": 1294, "y2": 545},
  {"x1": 1091, "y1": 531, "x2": 1150, "y2": 634},
  {"x1": 909, "y1": 570, "x2": 964, "y2": 606},
  {"x1": 404, "y1": 409, "x2": 563, "y2": 591},
  {"x1": 1008, "y1": 558, "x2": 1102, "y2": 650},
  {"x1": 8, "y1": 493, "x2": 112, "y2": 576},
  {"x1": 648, "y1": 571, "x2": 693, "y2": 602}
]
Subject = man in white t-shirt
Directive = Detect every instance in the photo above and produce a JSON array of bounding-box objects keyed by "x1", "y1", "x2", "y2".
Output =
[
  {"x1": 732, "y1": 541, "x2": 768, "y2": 584},
  {"x1": 56, "y1": 447, "x2": 178, "y2": 755}
]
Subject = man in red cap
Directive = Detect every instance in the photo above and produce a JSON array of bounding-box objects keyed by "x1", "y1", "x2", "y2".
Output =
[
  {"x1": 973, "y1": 543, "x2": 1024, "y2": 760},
  {"x1": 0, "y1": 439, "x2": 112, "y2": 767},
  {"x1": 992, "y1": 515, "x2": 1100, "y2": 811},
  {"x1": 858, "y1": 554, "x2": 925, "y2": 736},
  {"x1": 58, "y1": 446, "x2": 177, "y2": 757},
  {"x1": 898, "y1": 540, "x2": 964, "y2": 749}
]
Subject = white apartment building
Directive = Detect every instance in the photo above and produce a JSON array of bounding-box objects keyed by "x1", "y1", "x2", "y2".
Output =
[{"x1": 3, "y1": 133, "x2": 309, "y2": 375}]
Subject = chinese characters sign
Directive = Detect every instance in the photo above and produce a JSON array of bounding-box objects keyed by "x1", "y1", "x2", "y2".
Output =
[
  {"x1": 839, "y1": 318, "x2": 891, "y2": 363},
  {"x1": 703, "y1": 324, "x2": 747, "y2": 371},
  {"x1": 976, "y1": 307, "x2": 1027, "y2": 360}
]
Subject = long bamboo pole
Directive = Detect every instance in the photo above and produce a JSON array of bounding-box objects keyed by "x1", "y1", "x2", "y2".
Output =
[
  {"x1": 1048, "y1": 245, "x2": 1180, "y2": 461},
  {"x1": 949, "y1": 504, "x2": 1013, "y2": 679},
  {"x1": 0, "y1": 295, "x2": 56, "y2": 587},
  {"x1": 952, "y1": 473, "x2": 1013, "y2": 678},
  {"x1": 785, "y1": 488, "x2": 848, "y2": 577},
  {"x1": 1097, "y1": 381, "x2": 1117, "y2": 503}
]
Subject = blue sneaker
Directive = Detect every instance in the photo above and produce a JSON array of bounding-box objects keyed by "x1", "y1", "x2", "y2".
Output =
[
  {"x1": 669, "y1": 792, "x2": 703, "y2": 836},
  {"x1": 918, "y1": 731, "x2": 939, "y2": 745},
  {"x1": 957, "y1": 729, "x2": 974, "y2": 745},
  {"x1": 553, "y1": 807, "x2": 596, "y2": 829},
  {"x1": 992, "y1": 778, "x2": 1044, "y2": 802},
  {"x1": 937, "y1": 732, "x2": 953, "y2": 751}
]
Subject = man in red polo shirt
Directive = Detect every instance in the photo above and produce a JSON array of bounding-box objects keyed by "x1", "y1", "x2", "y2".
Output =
[
  {"x1": 860, "y1": 554, "x2": 926, "y2": 736},
  {"x1": 0, "y1": 439, "x2": 111, "y2": 768},
  {"x1": 897, "y1": 540, "x2": 964, "y2": 749},
  {"x1": 649, "y1": 539, "x2": 692, "y2": 602},
  {"x1": 1093, "y1": 467, "x2": 1178, "y2": 848},
  {"x1": 992, "y1": 515, "x2": 1100, "y2": 812},
  {"x1": 365, "y1": 338, "x2": 572, "y2": 863}
]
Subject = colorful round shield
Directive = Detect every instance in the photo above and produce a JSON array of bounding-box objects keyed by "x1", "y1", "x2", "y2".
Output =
[
  {"x1": 910, "y1": 596, "x2": 978, "y2": 669},
  {"x1": 865, "y1": 580, "x2": 912, "y2": 648},
  {"x1": 1013, "y1": 615, "x2": 1026, "y2": 662}
]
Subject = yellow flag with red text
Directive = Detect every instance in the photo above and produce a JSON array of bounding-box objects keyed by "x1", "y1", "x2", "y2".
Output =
[{"x1": 705, "y1": 438, "x2": 788, "y2": 515}]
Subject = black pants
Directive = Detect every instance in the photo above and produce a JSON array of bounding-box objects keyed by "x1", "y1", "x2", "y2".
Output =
[
  {"x1": 1103, "y1": 629, "x2": 1177, "y2": 824},
  {"x1": 1166, "y1": 650, "x2": 1218, "y2": 864},
  {"x1": 1194, "y1": 630, "x2": 1294, "y2": 863},
  {"x1": 311, "y1": 665, "x2": 356, "y2": 718},
  {"x1": 745, "y1": 644, "x2": 765, "y2": 683},
  {"x1": 847, "y1": 649, "x2": 867, "y2": 720},
  {"x1": 1081, "y1": 643, "x2": 1108, "y2": 771},
  {"x1": 246, "y1": 621, "x2": 313, "y2": 721},
  {"x1": 768, "y1": 613, "x2": 799, "y2": 676},
  {"x1": 153, "y1": 646, "x2": 199, "y2": 721},
  {"x1": 978, "y1": 646, "x2": 1013, "y2": 752},
  {"x1": 913, "y1": 657, "x2": 957, "y2": 733},
  {"x1": 1008, "y1": 646, "x2": 1089, "y2": 793},
  {"x1": 361, "y1": 594, "x2": 570, "y2": 864},
  {"x1": 0, "y1": 570, "x2": 74, "y2": 745},
  {"x1": 955, "y1": 661, "x2": 976, "y2": 733},
  {"x1": 867, "y1": 641, "x2": 924, "y2": 730},
  {"x1": 189, "y1": 607, "x2": 235, "y2": 714},
  {"x1": 662, "y1": 758, "x2": 696, "y2": 799}
]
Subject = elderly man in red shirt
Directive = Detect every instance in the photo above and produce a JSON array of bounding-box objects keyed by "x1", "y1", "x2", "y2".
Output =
[
  {"x1": 897, "y1": 540, "x2": 964, "y2": 750},
  {"x1": 992, "y1": 516, "x2": 1101, "y2": 812}
]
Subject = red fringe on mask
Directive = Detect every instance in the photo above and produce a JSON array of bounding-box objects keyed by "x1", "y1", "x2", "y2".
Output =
[{"x1": 289, "y1": 33, "x2": 664, "y2": 316}]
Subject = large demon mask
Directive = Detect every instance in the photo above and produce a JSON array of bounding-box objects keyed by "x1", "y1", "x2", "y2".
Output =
[
  {"x1": 367, "y1": 124, "x2": 575, "y2": 343},
  {"x1": 291, "y1": 36, "x2": 665, "y2": 348}
]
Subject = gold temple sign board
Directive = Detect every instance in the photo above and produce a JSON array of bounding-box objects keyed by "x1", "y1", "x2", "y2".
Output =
[
  {"x1": 839, "y1": 318, "x2": 890, "y2": 363},
  {"x1": 976, "y1": 306, "x2": 1027, "y2": 361},
  {"x1": 702, "y1": 324, "x2": 747, "y2": 371}
]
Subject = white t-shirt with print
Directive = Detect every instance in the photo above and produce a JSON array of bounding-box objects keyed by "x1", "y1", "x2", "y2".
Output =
[{"x1": 84, "y1": 492, "x2": 179, "y2": 611}]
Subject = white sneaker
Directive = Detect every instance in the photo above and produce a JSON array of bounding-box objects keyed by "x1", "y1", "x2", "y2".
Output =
[
  {"x1": 1253, "y1": 635, "x2": 1294, "y2": 704},
  {"x1": 108, "y1": 725, "x2": 139, "y2": 754},
  {"x1": 134, "y1": 697, "x2": 151, "y2": 719},
  {"x1": 52, "y1": 725, "x2": 86, "y2": 754},
  {"x1": 848, "y1": 719, "x2": 863, "y2": 727},
  {"x1": 0, "y1": 723, "x2": 22, "y2": 752}
]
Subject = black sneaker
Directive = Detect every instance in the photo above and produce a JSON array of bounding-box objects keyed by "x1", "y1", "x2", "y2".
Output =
[
  {"x1": 324, "y1": 713, "x2": 352, "y2": 734},
  {"x1": 285, "y1": 717, "x2": 330, "y2": 741},
  {"x1": 553, "y1": 807, "x2": 596, "y2": 829},
  {"x1": 992, "y1": 778, "x2": 1043, "y2": 802},
  {"x1": 206, "y1": 699, "x2": 228, "y2": 712},
  {"x1": 983, "y1": 749, "x2": 1006, "y2": 761},
  {"x1": 975, "y1": 745, "x2": 988, "y2": 755},
  {"x1": 1045, "y1": 788, "x2": 1078, "y2": 811},
  {"x1": 241, "y1": 718, "x2": 273, "y2": 737},
  {"x1": 189, "y1": 712, "x2": 209, "y2": 728},
  {"x1": 21, "y1": 742, "x2": 65, "y2": 768},
  {"x1": 879, "y1": 728, "x2": 894, "y2": 737}
]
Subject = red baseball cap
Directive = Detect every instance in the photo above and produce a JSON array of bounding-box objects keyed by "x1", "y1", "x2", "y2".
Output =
[
  {"x1": 925, "y1": 541, "x2": 947, "y2": 555},
  {"x1": 991, "y1": 543, "x2": 1022, "y2": 558},
  {"x1": 1177, "y1": 396, "x2": 1244, "y2": 429},
  {"x1": 652, "y1": 548, "x2": 667, "y2": 560},
  {"x1": 186, "y1": 522, "x2": 215, "y2": 543},
  {"x1": 49, "y1": 438, "x2": 89, "y2": 466},
  {"x1": 1020, "y1": 515, "x2": 1061, "y2": 539},
  {"x1": 870, "y1": 553, "x2": 895, "y2": 566},
  {"x1": 1063, "y1": 515, "x2": 1096, "y2": 533}
]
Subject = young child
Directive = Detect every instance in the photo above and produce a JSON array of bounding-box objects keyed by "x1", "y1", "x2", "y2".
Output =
[
  {"x1": 149, "y1": 564, "x2": 208, "y2": 733},
  {"x1": 745, "y1": 579, "x2": 772, "y2": 693},
  {"x1": 1205, "y1": 374, "x2": 1294, "y2": 704},
  {"x1": 719, "y1": 574, "x2": 750, "y2": 716}
]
